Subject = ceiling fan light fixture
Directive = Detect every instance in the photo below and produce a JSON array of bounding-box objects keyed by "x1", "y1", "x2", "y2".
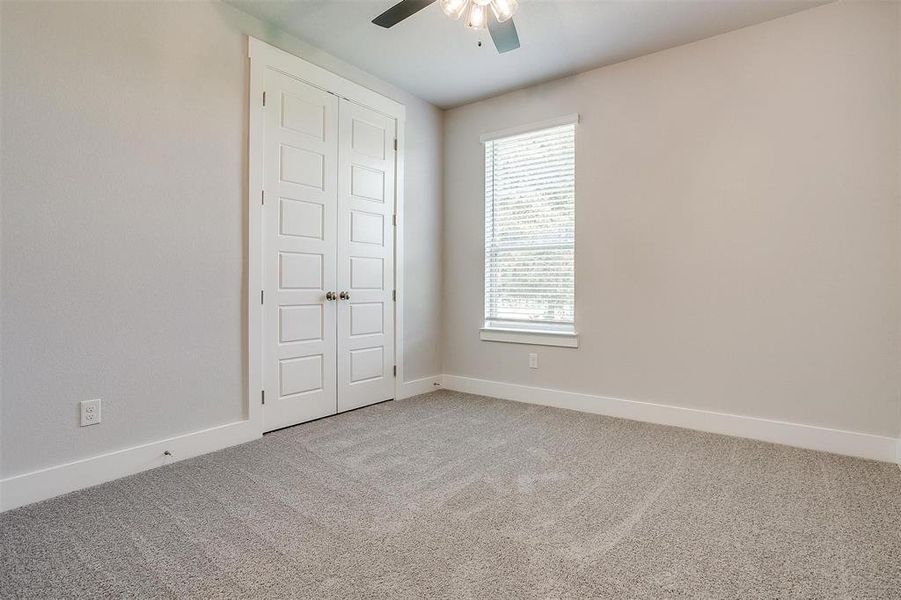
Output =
[
  {"x1": 490, "y1": 0, "x2": 518, "y2": 23},
  {"x1": 465, "y1": 1, "x2": 487, "y2": 30},
  {"x1": 372, "y1": 0, "x2": 520, "y2": 53},
  {"x1": 440, "y1": 0, "x2": 468, "y2": 20}
]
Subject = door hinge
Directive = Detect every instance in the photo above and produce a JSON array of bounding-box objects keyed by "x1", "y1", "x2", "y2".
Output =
[
  {"x1": 261, "y1": 390, "x2": 265, "y2": 405},
  {"x1": 392, "y1": 214, "x2": 397, "y2": 226},
  {"x1": 392, "y1": 289, "x2": 396, "y2": 302},
  {"x1": 261, "y1": 190, "x2": 265, "y2": 205},
  {"x1": 393, "y1": 365, "x2": 397, "y2": 377},
  {"x1": 262, "y1": 91, "x2": 266, "y2": 107},
  {"x1": 260, "y1": 290, "x2": 264, "y2": 304},
  {"x1": 393, "y1": 139, "x2": 397, "y2": 151}
]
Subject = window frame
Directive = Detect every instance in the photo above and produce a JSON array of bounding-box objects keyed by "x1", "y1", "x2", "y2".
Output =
[{"x1": 479, "y1": 114, "x2": 580, "y2": 348}]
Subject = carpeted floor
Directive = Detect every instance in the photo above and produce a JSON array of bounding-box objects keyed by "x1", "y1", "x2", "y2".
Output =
[{"x1": 1, "y1": 390, "x2": 900, "y2": 599}]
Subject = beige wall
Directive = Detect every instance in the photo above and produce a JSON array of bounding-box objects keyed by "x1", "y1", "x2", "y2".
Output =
[
  {"x1": 0, "y1": 1, "x2": 443, "y2": 477},
  {"x1": 443, "y1": 1, "x2": 901, "y2": 437},
  {"x1": 1, "y1": 0, "x2": 898, "y2": 482}
]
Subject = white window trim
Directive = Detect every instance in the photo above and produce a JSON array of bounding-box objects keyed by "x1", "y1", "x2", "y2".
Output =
[
  {"x1": 480, "y1": 327, "x2": 579, "y2": 348},
  {"x1": 481, "y1": 114, "x2": 579, "y2": 348}
]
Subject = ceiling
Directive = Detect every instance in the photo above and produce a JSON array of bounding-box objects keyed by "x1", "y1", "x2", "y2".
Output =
[{"x1": 227, "y1": 0, "x2": 829, "y2": 108}]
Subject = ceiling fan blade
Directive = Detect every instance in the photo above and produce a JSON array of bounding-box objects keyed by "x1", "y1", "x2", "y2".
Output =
[
  {"x1": 372, "y1": 0, "x2": 438, "y2": 28},
  {"x1": 488, "y1": 17, "x2": 520, "y2": 53}
]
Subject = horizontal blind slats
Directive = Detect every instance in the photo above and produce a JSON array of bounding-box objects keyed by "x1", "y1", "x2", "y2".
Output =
[{"x1": 485, "y1": 123, "x2": 575, "y2": 326}]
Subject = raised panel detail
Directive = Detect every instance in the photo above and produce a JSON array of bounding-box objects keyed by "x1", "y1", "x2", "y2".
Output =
[
  {"x1": 350, "y1": 303, "x2": 383, "y2": 337},
  {"x1": 279, "y1": 355, "x2": 323, "y2": 397},
  {"x1": 351, "y1": 165, "x2": 384, "y2": 202},
  {"x1": 281, "y1": 145, "x2": 324, "y2": 189},
  {"x1": 280, "y1": 252, "x2": 322, "y2": 289},
  {"x1": 280, "y1": 305, "x2": 322, "y2": 343},
  {"x1": 350, "y1": 211, "x2": 384, "y2": 246},
  {"x1": 282, "y1": 94, "x2": 324, "y2": 140},
  {"x1": 350, "y1": 257, "x2": 383, "y2": 290},
  {"x1": 352, "y1": 119, "x2": 385, "y2": 159},
  {"x1": 350, "y1": 346, "x2": 383, "y2": 383},
  {"x1": 280, "y1": 198, "x2": 323, "y2": 239}
]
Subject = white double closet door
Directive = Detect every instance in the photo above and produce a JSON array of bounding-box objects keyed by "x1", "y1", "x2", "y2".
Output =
[{"x1": 262, "y1": 69, "x2": 396, "y2": 432}]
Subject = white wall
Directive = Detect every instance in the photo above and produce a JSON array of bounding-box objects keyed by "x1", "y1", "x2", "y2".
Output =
[
  {"x1": 0, "y1": 0, "x2": 443, "y2": 479},
  {"x1": 443, "y1": 2, "x2": 901, "y2": 438}
]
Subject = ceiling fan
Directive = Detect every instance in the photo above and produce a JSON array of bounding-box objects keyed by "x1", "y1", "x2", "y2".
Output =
[{"x1": 372, "y1": 0, "x2": 521, "y2": 54}]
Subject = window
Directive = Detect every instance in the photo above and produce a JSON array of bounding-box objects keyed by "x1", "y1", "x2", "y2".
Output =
[{"x1": 481, "y1": 116, "x2": 578, "y2": 348}]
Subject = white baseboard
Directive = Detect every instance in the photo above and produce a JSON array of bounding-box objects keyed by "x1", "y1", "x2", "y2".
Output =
[
  {"x1": 4, "y1": 377, "x2": 895, "y2": 512},
  {"x1": 398, "y1": 375, "x2": 442, "y2": 399},
  {"x1": 0, "y1": 420, "x2": 260, "y2": 512},
  {"x1": 441, "y1": 374, "x2": 900, "y2": 463},
  {"x1": 1, "y1": 375, "x2": 442, "y2": 512}
]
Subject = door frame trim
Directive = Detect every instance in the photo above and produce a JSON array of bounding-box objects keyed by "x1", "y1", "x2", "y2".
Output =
[{"x1": 247, "y1": 37, "x2": 406, "y2": 434}]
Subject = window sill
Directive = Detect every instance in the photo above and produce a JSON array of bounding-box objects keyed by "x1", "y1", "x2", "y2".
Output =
[{"x1": 480, "y1": 327, "x2": 579, "y2": 348}]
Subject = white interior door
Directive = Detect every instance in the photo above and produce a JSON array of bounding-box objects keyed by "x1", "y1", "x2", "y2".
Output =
[
  {"x1": 262, "y1": 69, "x2": 339, "y2": 431},
  {"x1": 336, "y1": 99, "x2": 396, "y2": 412}
]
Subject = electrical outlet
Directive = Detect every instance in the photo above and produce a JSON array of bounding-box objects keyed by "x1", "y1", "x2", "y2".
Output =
[
  {"x1": 80, "y1": 399, "x2": 101, "y2": 427},
  {"x1": 529, "y1": 353, "x2": 538, "y2": 369}
]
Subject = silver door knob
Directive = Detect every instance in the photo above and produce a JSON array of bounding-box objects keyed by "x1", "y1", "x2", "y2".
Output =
[
  {"x1": 339, "y1": 291, "x2": 351, "y2": 300},
  {"x1": 325, "y1": 291, "x2": 337, "y2": 301}
]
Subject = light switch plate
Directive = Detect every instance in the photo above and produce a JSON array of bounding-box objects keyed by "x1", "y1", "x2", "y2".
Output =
[
  {"x1": 529, "y1": 353, "x2": 538, "y2": 369},
  {"x1": 80, "y1": 399, "x2": 101, "y2": 427}
]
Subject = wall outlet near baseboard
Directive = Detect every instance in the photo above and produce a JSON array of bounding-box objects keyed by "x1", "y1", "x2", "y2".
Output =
[
  {"x1": 80, "y1": 399, "x2": 101, "y2": 427},
  {"x1": 529, "y1": 353, "x2": 538, "y2": 369}
]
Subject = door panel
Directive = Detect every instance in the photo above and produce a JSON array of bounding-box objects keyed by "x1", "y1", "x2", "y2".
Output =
[
  {"x1": 263, "y1": 70, "x2": 339, "y2": 431},
  {"x1": 337, "y1": 100, "x2": 396, "y2": 412}
]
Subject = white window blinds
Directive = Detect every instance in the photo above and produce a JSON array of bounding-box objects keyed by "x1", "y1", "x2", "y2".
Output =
[{"x1": 484, "y1": 122, "x2": 575, "y2": 332}]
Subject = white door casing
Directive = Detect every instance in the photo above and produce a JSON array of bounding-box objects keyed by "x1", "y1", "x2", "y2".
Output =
[
  {"x1": 251, "y1": 38, "x2": 405, "y2": 434},
  {"x1": 337, "y1": 99, "x2": 396, "y2": 412},
  {"x1": 262, "y1": 69, "x2": 339, "y2": 431}
]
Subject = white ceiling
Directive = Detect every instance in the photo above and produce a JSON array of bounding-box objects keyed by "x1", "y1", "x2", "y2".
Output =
[{"x1": 228, "y1": 0, "x2": 829, "y2": 108}]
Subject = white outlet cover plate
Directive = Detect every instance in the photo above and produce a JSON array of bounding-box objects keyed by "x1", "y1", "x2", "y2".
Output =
[{"x1": 80, "y1": 399, "x2": 101, "y2": 426}]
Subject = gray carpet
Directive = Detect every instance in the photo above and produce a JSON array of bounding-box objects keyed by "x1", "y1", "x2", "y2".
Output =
[{"x1": 1, "y1": 390, "x2": 900, "y2": 599}]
